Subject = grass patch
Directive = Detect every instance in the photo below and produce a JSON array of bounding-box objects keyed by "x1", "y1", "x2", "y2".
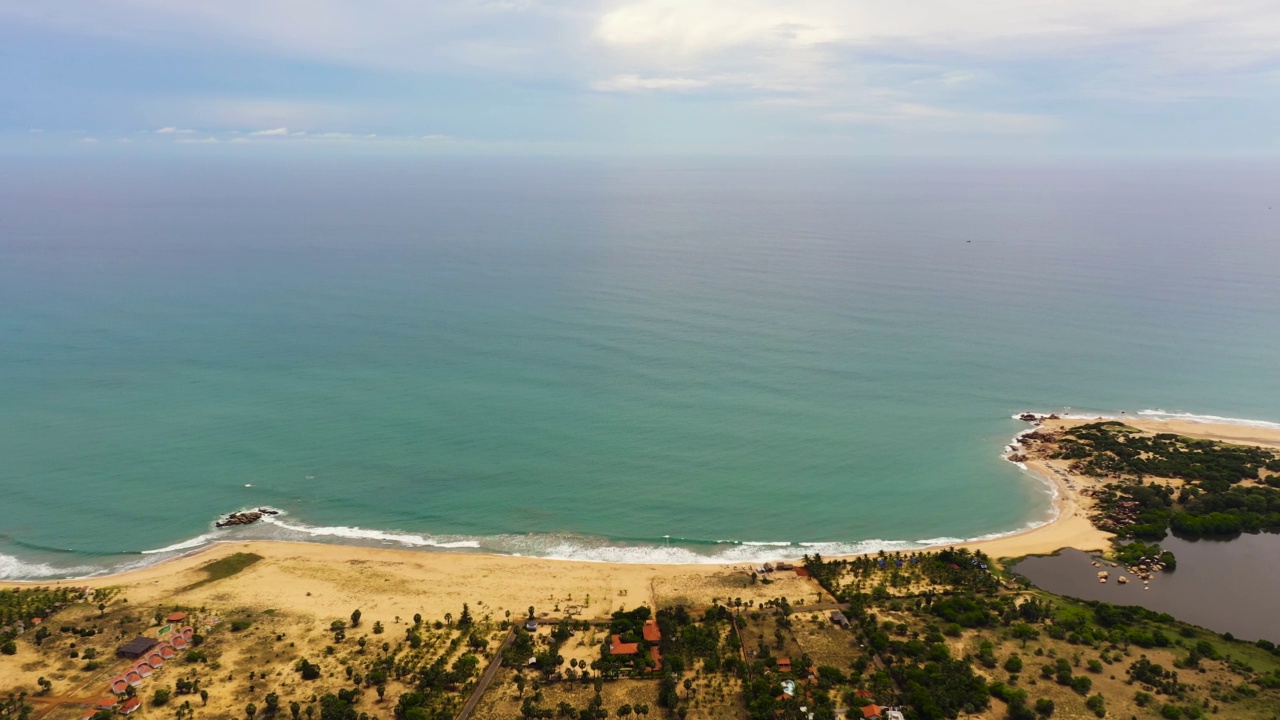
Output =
[{"x1": 183, "y1": 552, "x2": 263, "y2": 591}]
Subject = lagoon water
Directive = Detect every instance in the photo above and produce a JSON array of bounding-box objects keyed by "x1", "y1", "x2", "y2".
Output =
[
  {"x1": 1012, "y1": 535, "x2": 1280, "y2": 641},
  {"x1": 2, "y1": 158, "x2": 1279, "y2": 578}
]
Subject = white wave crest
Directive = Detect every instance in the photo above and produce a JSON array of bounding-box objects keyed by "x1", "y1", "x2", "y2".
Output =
[
  {"x1": 260, "y1": 517, "x2": 481, "y2": 549},
  {"x1": 141, "y1": 531, "x2": 227, "y2": 555},
  {"x1": 0, "y1": 553, "x2": 102, "y2": 581},
  {"x1": 1136, "y1": 409, "x2": 1280, "y2": 430}
]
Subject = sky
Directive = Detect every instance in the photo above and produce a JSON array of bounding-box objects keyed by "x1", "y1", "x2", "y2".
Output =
[{"x1": 2, "y1": 0, "x2": 1279, "y2": 156}]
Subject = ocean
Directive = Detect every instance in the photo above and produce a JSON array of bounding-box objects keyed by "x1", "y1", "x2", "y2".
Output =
[{"x1": 2, "y1": 157, "x2": 1279, "y2": 578}]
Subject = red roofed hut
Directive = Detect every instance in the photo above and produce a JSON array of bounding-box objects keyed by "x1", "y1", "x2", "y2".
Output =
[
  {"x1": 642, "y1": 620, "x2": 662, "y2": 643},
  {"x1": 776, "y1": 658, "x2": 792, "y2": 673},
  {"x1": 95, "y1": 696, "x2": 118, "y2": 710},
  {"x1": 159, "y1": 644, "x2": 176, "y2": 660},
  {"x1": 649, "y1": 646, "x2": 663, "y2": 672},
  {"x1": 134, "y1": 662, "x2": 154, "y2": 678},
  {"x1": 609, "y1": 634, "x2": 639, "y2": 656},
  {"x1": 110, "y1": 677, "x2": 129, "y2": 694},
  {"x1": 861, "y1": 705, "x2": 883, "y2": 720},
  {"x1": 147, "y1": 652, "x2": 165, "y2": 668},
  {"x1": 124, "y1": 671, "x2": 143, "y2": 687},
  {"x1": 166, "y1": 611, "x2": 188, "y2": 623},
  {"x1": 170, "y1": 635, "x2": 188, "y2": 650},
  {"x1": 118, "y1": 697, "x2": 142, "y2": 715}
]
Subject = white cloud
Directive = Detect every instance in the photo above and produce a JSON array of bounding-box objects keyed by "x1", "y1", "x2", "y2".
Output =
[
  {"x1": 155, "y1": 126, "x2": 195, "y2": 134},
  {"x1": 117, "y1": 137, "x2": 133, "y2": 143},
  {"x1": 176, "y1": 136, "x2": 219, "y2": 144},
  {"x1": 421, "y1": 134, "x2": 453, "y2": 141},
  {"x1": 28, "y1": 128, "x2": 43, "y2": 133},
  {"x1": 592, "y1": 75, "x2": 709, "y2": 92},
  {"x1": 229, "y1": 137, "x2": 252, "y2": 143},
  {"x1": 250, "y1": 127, "x2": 290, "y2": 136},
  {"x1": 80, "y1": 137, "x2": 99, "y2": 143}
]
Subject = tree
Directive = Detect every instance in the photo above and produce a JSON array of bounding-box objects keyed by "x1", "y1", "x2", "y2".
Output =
[
  {"x1": 444, "y1": 613, "x2": 453, "y2": 628},
  {"x1": 1034, "y1": 698, "x2": 1054, "y2": 717},
  {"x1": 0, "y1": 641, "x2": 15, "y2": 656},
  {"x1": 413, "y1": 613, "x2": 422, "y2": 626},
  {"x1": 376, "y1": 685, "x2": 386, "y2": 702},
  {"x1": 1011, "y1": 623, "x2": 1040, "y2": 648},
  {"x1": 98, "y1": 603, "x2": 106, "y2": 616},
  {"x1": 372, "y1": 621, "x2": 384, "y2": 635},
  {"x1": 350, "y1": 609, "x2": 361, "y2": 628},
  {"x1": 153, "y1": 688, "x2": 171, "y2": 706},
  {"x1": 264, "y1": 692, "x2": 280, "y2": 716},
  {"x1": 458, "y1": 603, "x2": 473, "y2": 628},
  {"x1": 290, "y1": 701, "x2": 301, "y2": 720},
  {"x1": 683, "y1": 678, "x2": 693, "y2": 699},
  {"x1": 200, "y1": 690, "x2": 209, "y2": 706},
  {"x1": 246, "y1": 703, "x2": 258, "y2": 720}
]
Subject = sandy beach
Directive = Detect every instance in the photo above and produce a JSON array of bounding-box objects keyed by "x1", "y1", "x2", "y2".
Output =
[{"x1": 5, "y1": 415, "x2": 1278, "y2": 618}]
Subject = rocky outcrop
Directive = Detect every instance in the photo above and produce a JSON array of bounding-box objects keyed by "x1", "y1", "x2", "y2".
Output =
[{"x1": 215, "y1": 508, "x2": 279, "y2": 528}]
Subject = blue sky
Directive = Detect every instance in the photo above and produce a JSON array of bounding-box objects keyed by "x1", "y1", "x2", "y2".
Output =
[{"x1": 2, "y1": 0, "x2": 1278, "y2": 155}]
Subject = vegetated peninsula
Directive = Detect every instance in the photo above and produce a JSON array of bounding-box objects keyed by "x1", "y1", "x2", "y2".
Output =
[
  {"x1": 1011, "y1": 416, "x2": 1280, "y2": 568},
  {"x1": 4, "y1": 417, "x2": 1280, "y2": 720}
]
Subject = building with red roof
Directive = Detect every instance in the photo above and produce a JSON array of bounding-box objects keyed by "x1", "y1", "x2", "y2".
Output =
[
  {"x1": 147, "y1": 653, "x2": 165, "y2": 668},
  {"x1": 170, "y1": 635, "x2": 188, "y2": 650},
  {"x1": 135, "y1": 662, "x2": 153, "y2": 678},
  {"x1": 110, "y1": 677, "x2": 129, "y2": 694},
  {"x1": 776, "y1": 658, "x2": 792, "y2": 673},
  {"x1": 609, "y1": 634, "x2": 639, "y2": 656},
  {"x1": 860, "y1": 704, "x2": 883, "y2": 720},
  {"x1": 649, "y1": 646, "x2": 663, "y2": 672},
  {"x1": 118, "y1": 697, "x2": 142, "y2": 715},
  {"x1": 95, "y1": 696, "x2": 118, "y2": 710},
  {"x1": 124, "y1": 671, "x2": 143, "y2": 687},
  {"x1": 159, "y1": 644, "x2": 176, "y2": 660},
  {"x1": 166, "y1": 611, "x2": 188, "y2": 623},
  {"x1": 642, "y1": 619, "x2": 662, "y2": 643}
]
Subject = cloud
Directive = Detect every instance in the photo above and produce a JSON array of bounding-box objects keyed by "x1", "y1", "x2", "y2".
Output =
[
  {"x1": 117, "y1": 138, "x2": 133, "y2": 143},
  {"x1": 421, "y1": 134, "x2": 453, "y2": 141},
  {"x1": 249, "y1": 127, "x2": 291, "y2": 136},
  {"x1": 592, "y1": 75, "x2": 709, "y2": 92},
  {"x1": 155, "y1": 126, "x2": 195, "y2": 134},
  {"x1": 821, "y1": 102, "x2": 1057, "y2": 133},
  {"x1": 176, "y1": 136, "x2": 219, "y2": 144},
  {"x1": 28, "y1": 128, "x2": 43, "y2": 133},
  {"x1": 80, "y1": 137, "x2": 99, "y2": 143}
]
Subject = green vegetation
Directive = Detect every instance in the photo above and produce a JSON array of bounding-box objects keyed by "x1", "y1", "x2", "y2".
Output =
[
  {"x1": 1050, "y1": 423, "x2": 1280, "y2": 561},
  {"x1": 183, "y1": 552, "x2": 264, "y2": 591}
]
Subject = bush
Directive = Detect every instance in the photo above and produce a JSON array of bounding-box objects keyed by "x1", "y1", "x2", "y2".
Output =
[
  {"x1": 153, "y1": 688, "x2": 171, "y2": 706},
  {"x1": 1034, "y1": 698, "x2": 1054, "y2": 717},
  {"x1": 297, "y1": 658, "x2": 322, "y2": 681},
  {"x1": 230, "y1": 619, "x2": 252, "y2": 632},
  {"x1": 1004, "y1": 655, "x2": 1024, "y2": 673},
  {"x1": 1, "y1": 641, "x2": 15, "y2": 655},
  {"x1": 1161, "y1": 704, "x2": 1182, "y2": 720},
  {"x1": 1085, "y1": 694, "x2": 1105, "y2": 718}
]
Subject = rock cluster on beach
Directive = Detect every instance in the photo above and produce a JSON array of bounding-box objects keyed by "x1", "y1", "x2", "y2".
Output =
[{"x1": 216, "y1": 508, "x2": 279, "y2": 528}]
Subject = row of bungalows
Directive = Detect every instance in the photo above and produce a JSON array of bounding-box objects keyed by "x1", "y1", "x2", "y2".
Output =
[{"x1": 104, "y1": 626, "x2": 197, "y2": 713}]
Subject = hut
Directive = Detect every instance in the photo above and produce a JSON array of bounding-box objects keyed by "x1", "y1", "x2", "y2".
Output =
[
  {"x1": 135, "y1": 662, "x2": 154, "y2": 678},
  {"x1": 118, "y1": 697, "x2": 142, "y2": 715},
  {"x1": 110, "y1": 677, "x2": 129, "y2": 694},
  {"x1": 642, "y1": 619, "x2": 662, "y2": 643},
  {"x1": 170, "y1": 635, "x2": 188, "y2": 650},
  {"x1": 165, "y1": 611, "x2": 188, "y2": 624},
  {"x1": 649, "y1": 646, "x2": 663, "y2": 672},
  {"x1": 95, "y1": 696, "x2": 118, "y2": 710},
  {"x1": 124, "y1": 671, "x2": 143, "y2": 687},
  {"x1": 829, "y1": 610, "x2": 851, "y2": 629},
  {"x1": 861, "y1": 705, "x2": 884, "y2": 720},
  {"x1": 117, "y1": 637, "x2": 159, "y2": 659},
  {"x1": 609, "y1": 634, "x2": 639, "y2": 656},
  {"x1": 776, "y1": 658, "x2": 792, "y2": 673},
  {"x1": 159, "y1": 644, "x2": 176, "y2": 660},
  {"x1": 147, "y1": 652, "x2": 165, "y2": 668}
]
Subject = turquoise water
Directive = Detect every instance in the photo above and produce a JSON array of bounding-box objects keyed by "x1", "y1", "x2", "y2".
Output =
[{"x1": 2, "y1": 158, "x2": 1279, "y2": 577}]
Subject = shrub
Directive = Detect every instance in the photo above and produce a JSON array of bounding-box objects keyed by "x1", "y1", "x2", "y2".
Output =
[
  {"x1": 153, "y1": 688, "x2": 171, "y2": 706},
  {"x1": 1, "y1": 641, "x2": 16, "y2": 655},
  {"x1": 1034, "y1": 698, "x2": 1054, "y2": 717}
]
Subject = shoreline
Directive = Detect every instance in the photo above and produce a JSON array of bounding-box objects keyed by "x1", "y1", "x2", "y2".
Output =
[{"x1": 4, "y1": 410, "x2": 1277, "y2": 588}]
